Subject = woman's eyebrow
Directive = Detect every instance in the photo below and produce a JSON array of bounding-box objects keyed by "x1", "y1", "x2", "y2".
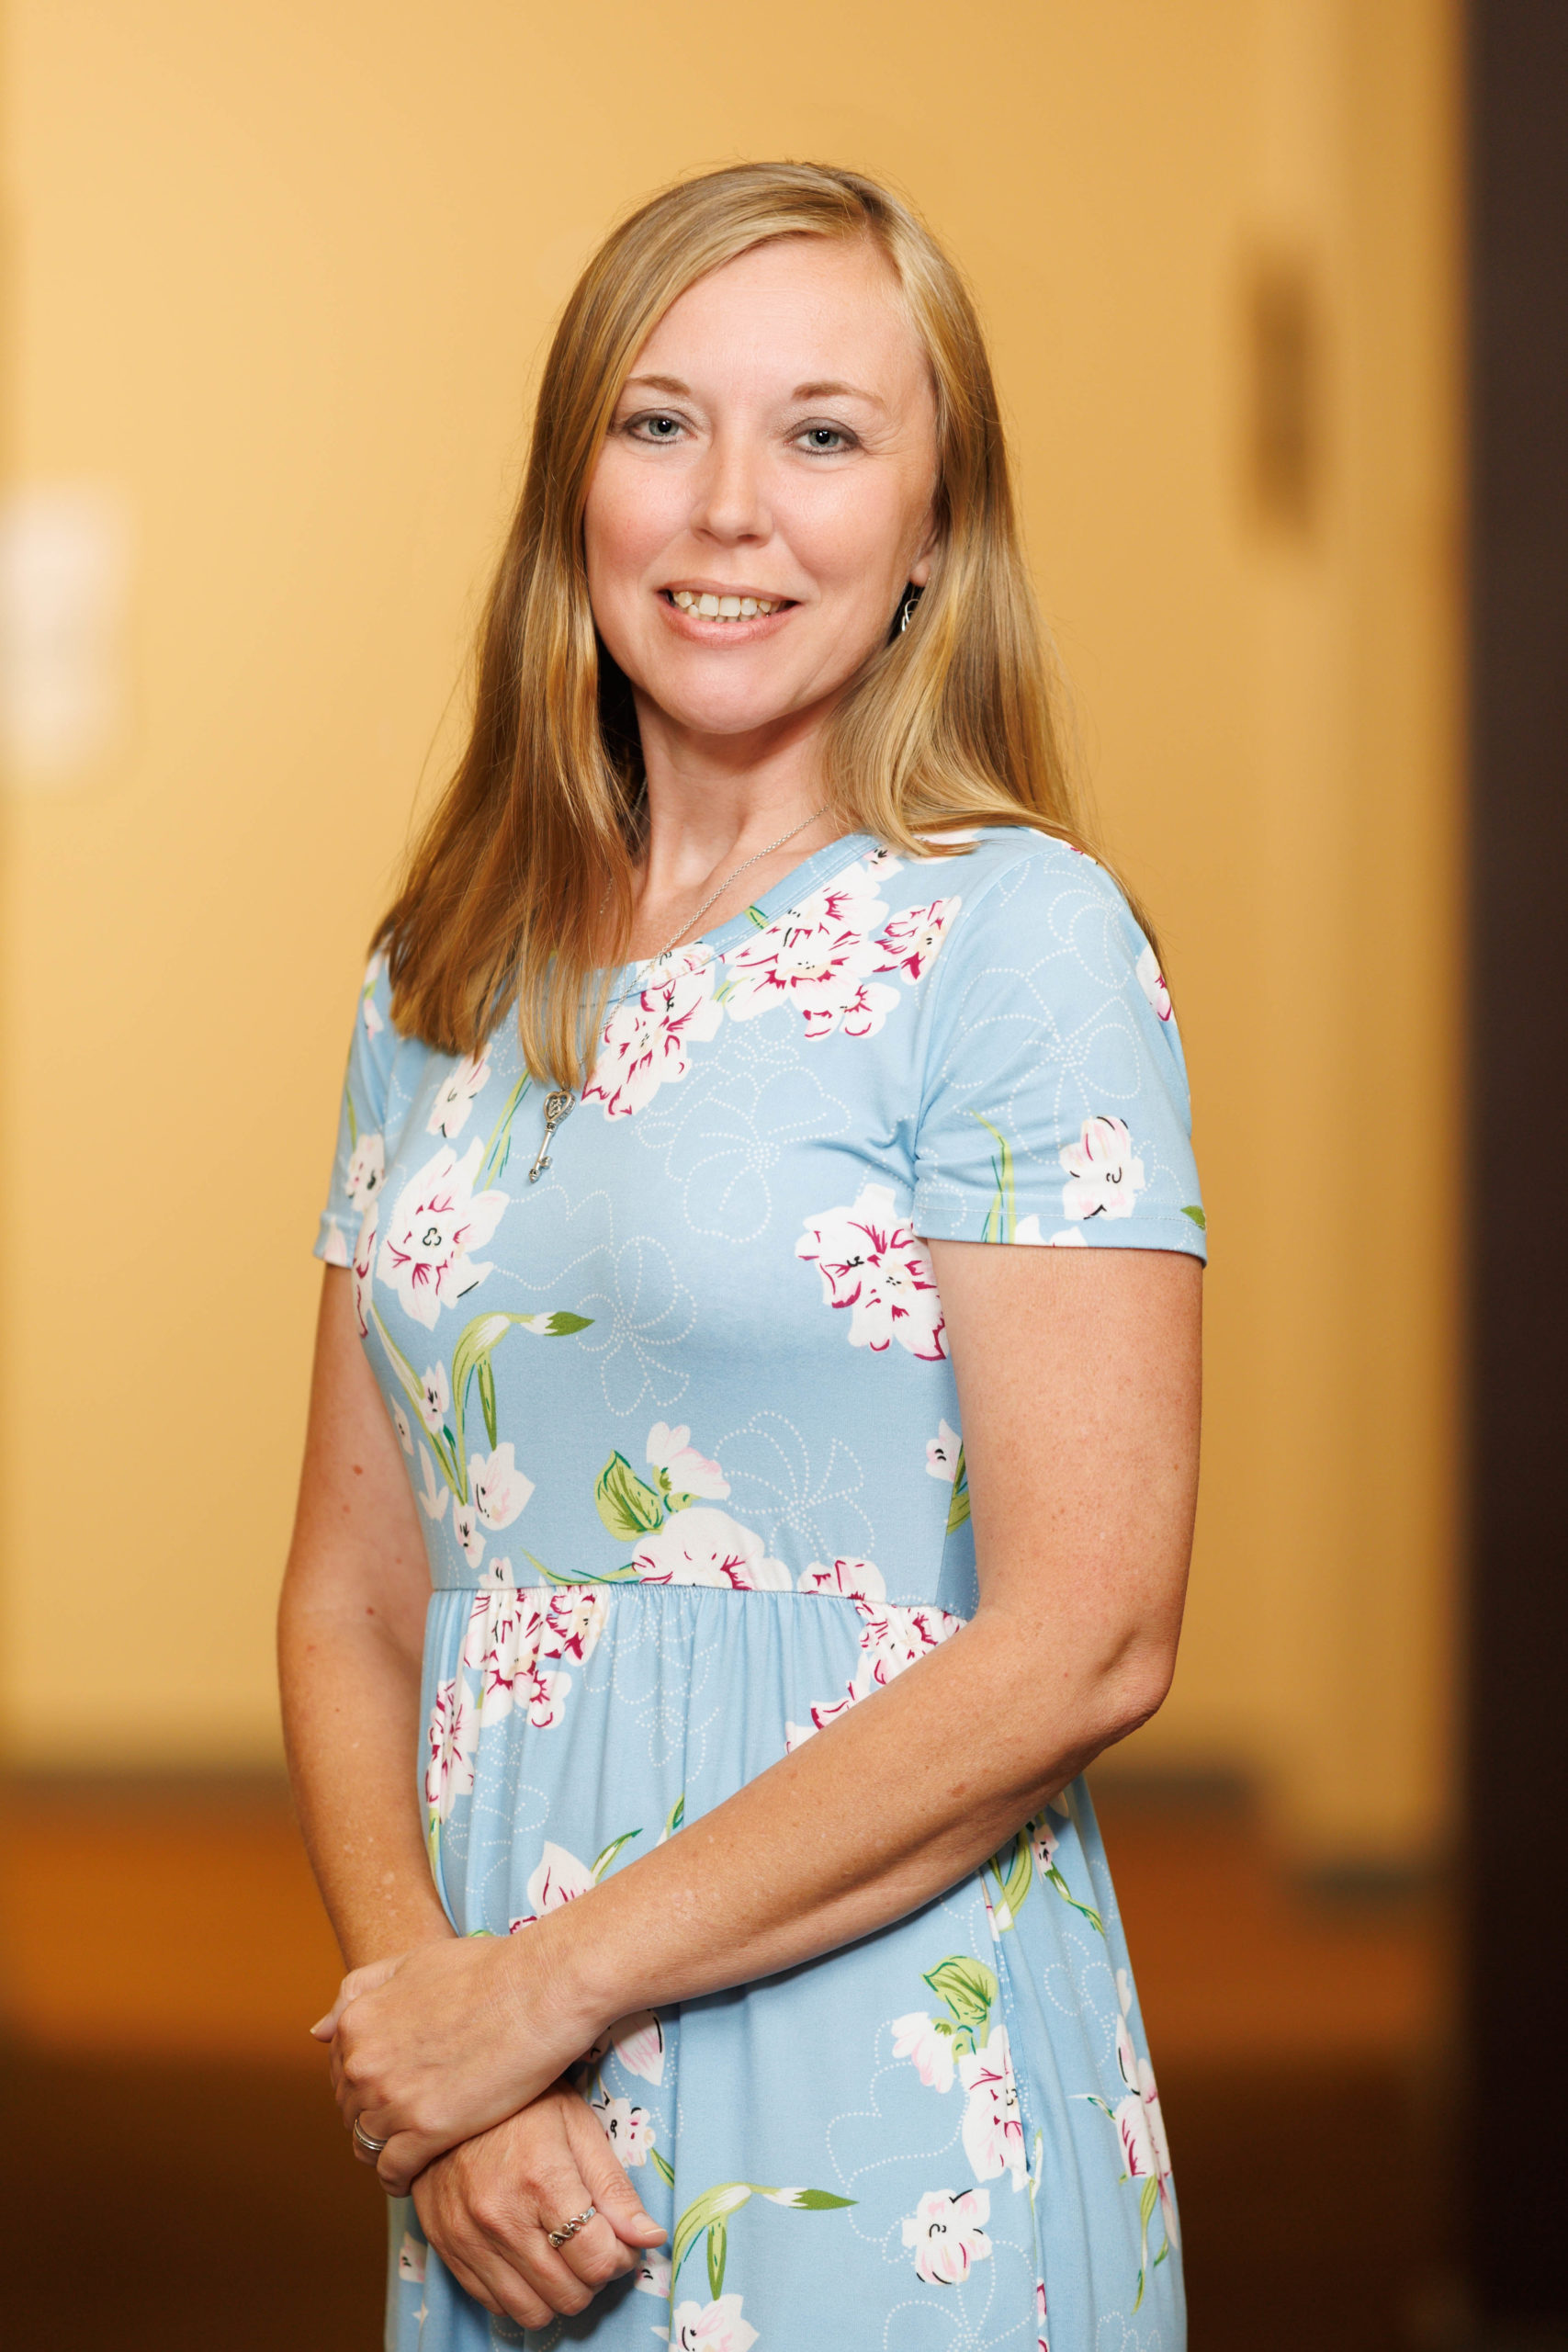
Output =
[
  {"x1": 623, "y1": 373, "x2": 693, "y2": 397},
  {"x1": 793, "y1": 379, "x2": 886, "y2": 407}
]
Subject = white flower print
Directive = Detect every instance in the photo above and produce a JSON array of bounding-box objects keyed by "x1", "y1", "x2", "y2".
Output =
[
  {"x1": 786, "y1": 1563, "x2": 960, "y2": 1747},
  {"x1": 397, "y1": 2231, "x2": 427, "y2": 2284},
  {"x1": 469, "y1": 1442, "x2": 533, "y2": 1530},
  {"x1": 525, "y1": 1840, "x2": 595, "y2": 1917},
  {"x1": 591, "y1": 2093, "x2": 655, "y2": 2166},
  {"x1": 427, "y1": 1055, "x2": 491, "y2": 1138},
  {"x1": 1014, "y1": 1216, "x2": 1088, "y2": 1247},
  {"x1": 362, "y1": 991, "x2": 384, "y2": 1039},
  {"x1": 1059, "y1": 1116, "x2": 1146, "y2": 1224},
  {"x1": 350, "y1": 1209, "x2": 377, "y2": 1339},
  {"x1": 670, "y1": 2296, "x2": 759, "y2": 2352},
  {"x1": 901, "y1": 2187, "x2": 992, "y2": 2285},
  {"x1": 345, "y1": 1132, "x2": 385, "y2": 1208},
  {"x1": 584, "y1": 946, "x2": 724, "y2": 1120},
  {"x1": 583, "y1": 2009, "x2": 667, "y2": 2086},
  {"x1": 376, "y1": 1140, "x2": 509, "y2": 1329},
  {"x1": 926, "y1": 1420, "x2": 961, "y2": 1482},
  {"x1": 874, "y1": 895, "x2": 960, "y2": 982},
  {"x1": 389, "y1": 1402, "x2": 413, "y2": 1455},
  {"x1": 423, "y1": 1675, "x2": 475, "y2": 1819},
  {"x1": 451, "y1": 1498, "x2": 485, "y2": 1569},
  {"x1": 631, "y1": 1505, "x2": 791, "y2": 1590},
  {"x1": 541, "y1": 1585, "x2": 610, "y2": 1665},
  {"x1": 795, "y1": 1182, "x2": 946, "y2": 1360},
  {"x1": 635, "y1": 2250, "x2": 672, "y2": 2299},
  {"x1": 725, "y1": 865, "x2": 899, "y2": 1040},
  {"x1": 1136, "y1": 943, "x2": 1173, "y2": 1023},
  {"x1": 647, "y1": 1420, "x2": 730, "y2": 1501},
  {"x1": 416, "y1": 1444, "x2": 448, "y2": 1521},
  {"x1": 418, "y1": 1363, "x2": 449, "y2": 1435},
  {"x1": 1112, "y1": 1968, "x2": 1177, "y2": 2245},
  {"x1": 892, "y1": 2010, "x2": 957, "y2": 2094},
  {"x1": 957, "y1": 2027, "x2": 1026, "y2": 2188},
  {"x1": 320, "y1": 1224, "x2": 350, "y2": 1267}
]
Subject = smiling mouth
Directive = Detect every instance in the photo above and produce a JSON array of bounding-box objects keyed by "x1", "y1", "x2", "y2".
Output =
[{"x1": 663, "y1": 589, "x2": 789, "y2": 623}]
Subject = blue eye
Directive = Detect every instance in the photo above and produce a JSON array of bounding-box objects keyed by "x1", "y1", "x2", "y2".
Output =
[{"x1": 799, "y1": 424, "x2": 851, "y2": 452}]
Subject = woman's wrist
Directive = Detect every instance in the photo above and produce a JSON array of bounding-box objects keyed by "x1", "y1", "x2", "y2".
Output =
[{"x1": 509, "y1": 1895, "x2": 625, "y2": 2059}]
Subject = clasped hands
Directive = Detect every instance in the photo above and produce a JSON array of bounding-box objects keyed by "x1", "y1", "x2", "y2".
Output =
[{"x1": 312, "y1": 1931, "x2": 667, "y2": 2331}]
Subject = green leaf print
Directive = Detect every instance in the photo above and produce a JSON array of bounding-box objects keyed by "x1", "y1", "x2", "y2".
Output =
[
  {"x1": 987, "y1": 1830, "x2": 1033, "y2": 1929},
  {"x1": 745, "y1": 903, "x2": 770, "y2": 928},
  {"x1": 664, "y1": 1792, "x2": 686, "y2": 1838},
  {"x1": 345, "y1": 1090, "x2": 359, "y2": 1148},
  {"x1": 475, "y1": 1071, "x2": 532, "y2": 1188},
  {"x1": 1042, "y1": 1860, "x2": 1104, "y2": 1935},
  {"x1": 1133, "y1": 2172, "x2": 1161, "y2": 2312},
  {"x1": 535, "y1": 1310, "x2": 592, "y2": 1335},
  {"x1": 973, "y1": 1114, "x2": 1017, "y2": 1245},
  {"x1": 370, "y1": 1307, "x2": 461, "y2": 1492},
  {"x1": 1180, "y1": 1204, "x2": 1206, "y2": 1232},
  {"x1": 671, "y1": 2181, "x2": 855, "y2": 2290},
  {"x1": 706, "y1": 2215, "x2": 728, "y2": 2301},
  {"x1": 649, "y1": 2146, "x2": 675, "y2": 2188},
  {"x1": 945, "y1": 1445, "x2": 972, "y2": 1533},
  {"x1": 476, "y1": 1356, "x2": 498, "y2": 1450},
  {"x1": 923, "y1": 1956, "x2": 998, "y2": 2034},
  {"x1": 450, "y1": 1310, "x2": 592, "y2": 1489},
  {"x1": 595, "y1": 1453, "x2": 666, "y2": 1542},
  {"x1": 590, "y1": 1829, "x2": 643, "y2": 1882}
]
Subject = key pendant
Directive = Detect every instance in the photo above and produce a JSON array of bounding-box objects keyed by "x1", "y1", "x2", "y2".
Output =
[{"x1": 527, "y1": 1090, "x2": 574, "y2": 1184}]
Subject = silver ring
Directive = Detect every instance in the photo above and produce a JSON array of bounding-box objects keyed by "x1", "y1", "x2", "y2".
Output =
[
  {"x1": 546, "y1": 2203, "x2": 596, "y2": 2249},
  {"x1": 352, "y1": 2116, "x2": 391, "y2": 2158}
]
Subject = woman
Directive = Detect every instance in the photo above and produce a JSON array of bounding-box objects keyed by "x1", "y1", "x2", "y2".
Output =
[{"x1": 281, "y1": 162, "x2": 1203, "y2": 2352}]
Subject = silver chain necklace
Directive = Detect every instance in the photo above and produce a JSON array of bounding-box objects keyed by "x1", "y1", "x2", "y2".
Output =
[
  {"x1": 649, "y1": 803, "x2": 829, "y2": 967},
  {"x1": 525, "y1": 804, "x2": 830, "y2": 1187}
]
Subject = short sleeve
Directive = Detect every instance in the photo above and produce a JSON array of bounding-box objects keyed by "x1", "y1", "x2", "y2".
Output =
[
  {"x1": 314, "y1": 951, "x2": 398, "y2": 1266},
  {"x1": 912, "y1": 843, "x2": 1207, "y2": 1259}
]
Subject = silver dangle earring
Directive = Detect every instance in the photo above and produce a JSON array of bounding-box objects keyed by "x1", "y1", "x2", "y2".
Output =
[{"x1": 897, "y1": 583, "x2": 924, "y2": 635}]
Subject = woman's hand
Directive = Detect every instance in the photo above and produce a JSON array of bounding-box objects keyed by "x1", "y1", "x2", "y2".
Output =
[
  {"x1": 412, "y1": 2085, "x2": 668, "y2": 2330},
  {"x1": 313, "y1": 1923, "x2": 599, "y2": 2193}
]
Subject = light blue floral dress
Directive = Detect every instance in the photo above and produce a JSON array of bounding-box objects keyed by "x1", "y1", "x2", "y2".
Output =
[{"x1": 315, "y1": 825, "x2": 1206, "y2": 2352}]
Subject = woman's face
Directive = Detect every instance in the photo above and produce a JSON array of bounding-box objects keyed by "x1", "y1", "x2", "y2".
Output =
[{"x1": 584, "y1": 234, "x2": 939, "y2": 750}]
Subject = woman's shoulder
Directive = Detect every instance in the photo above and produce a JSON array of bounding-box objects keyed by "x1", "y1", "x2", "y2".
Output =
[{"x1": 895, "y1": 823, "x2": 1147, "y2": 953}]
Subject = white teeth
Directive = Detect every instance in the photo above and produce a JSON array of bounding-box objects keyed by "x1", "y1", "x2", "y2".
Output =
[{"x1": 668, "y1": 591, "x2": 781, "y2": 620}]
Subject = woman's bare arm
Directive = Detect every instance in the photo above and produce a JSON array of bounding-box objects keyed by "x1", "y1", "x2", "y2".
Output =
[
  {"x1": 277, "y1": 1267, "x2": 452, "y2": 1967},
  {"x1": 325, "y1": 1242, "x2": 1201, "y2": 2192}
]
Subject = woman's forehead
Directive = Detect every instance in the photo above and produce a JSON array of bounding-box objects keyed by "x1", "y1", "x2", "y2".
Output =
[{"x1": 627, "y1": 237, "x2": 928, "y2": 398}]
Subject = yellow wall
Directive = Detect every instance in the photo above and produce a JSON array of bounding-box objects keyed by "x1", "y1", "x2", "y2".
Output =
[{"x1": 0, "y1": 0, "x2": 1461, "y2": 1862}]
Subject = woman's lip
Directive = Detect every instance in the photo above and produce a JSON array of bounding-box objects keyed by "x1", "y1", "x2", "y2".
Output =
[
  {"x1": 656, "y1": 592, "x2": 795, "y2": 641},
  {"x1": 659, "y1": 585, "x2": 795, "y2": 604}
]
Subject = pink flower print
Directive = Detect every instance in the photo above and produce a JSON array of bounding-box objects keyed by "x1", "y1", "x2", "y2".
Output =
[
  {"x1": 583, "y1": 947, "x2": 723, "y2": 1120},
  {"x1": 518, "y1": 1663, "x2": 570, "y2": 1729},
  {"x1": 874, "y1": 896, "x2": 960, "y2": 983},
  {"x1": 635, "y1": 2250, "x2": 672, "y2": 2300},
  {"x1": 892, "y1": 2010, "x2": 957, "y2": 2094},
  {"x1": 1136, "y1": 944, "x2": 1173, "y2": 1023},
  {"x1": 541, "y1": 1585, "x2": 608, "y2": 1665},
  {"x1": 796, "y1": 1182, "x2": 947, "y2": 1359},
  {"x1": 591, "y1": 2093, "x2": 656, "y2": 2166},
  {"x1": 670, "y1": 2296, "x2": 759, "y2": 2352},
  {"x1": 646, "y1": 1420, "x2": 729, "y2": 1501},
  {"x1": 630, "y1": 1506, "x2": 791, "y2": 1589},
  {"x1": 423, "y1": 1674, "x2": 476, "y2": 1819},
  {"x1": 1058, "y1": 1115, "x2": 1146, "y2": 1225},
  {"x1": 1036, "y1": 2278, "x2": 1049, "y2": 2351},
  {"x1": 376, "y1": 1140, "x2": 508, "y2": 1328},
  {"x1": 350, "y1": 1209, "x2": 377, "y2": 1338},
  {"x1": 604, "y1": 2009, "x2": 666, "y2": 2085},
  {"x1": 451, "y1": 1498, "x2": 485, "y2": 1570},
  {"x1": 901, "y1": 2187, "x2": 993, "y2": 2285},
  {"x1": 784, "y1": 1692, "x2": 859, "y2": 1750},
  {"x1": 724, "y1": 867, "x2": 899, "y2": 1039},
  {"x1": 855, "y1": 1601, "x2": 956, "y2": 1691},
  {"x1": 427, "y1": 1054, "x2": 491, "y2": 1139},
  {"x1": 957, "y1": 2028, "x2": 1026, "y2": 2188},
  {"x1": 798, "y1": 1556, "x2": 886, "y2": 1604},
  {"x1": 926, "y1": 1420, "x2": 961, "y2": 1481},
  {"x1": 469, "y1": 1442, "x2": 533, "y2": 1530},
  {"x1": 397, "y1": 2231, "x2": 427, "y2": 2284}
]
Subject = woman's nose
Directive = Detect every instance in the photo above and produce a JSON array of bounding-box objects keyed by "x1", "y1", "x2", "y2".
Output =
[{"x1": 689, "y1": 431, "x2": 770, "y2": 543}]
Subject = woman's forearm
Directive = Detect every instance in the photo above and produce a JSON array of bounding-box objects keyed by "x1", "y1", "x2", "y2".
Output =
[
  {"x1": 520, "y1": 1593, "x2": 1170, "y2": 2052},
  {"x1": 280, "y1": 1592, "x2": 454, "y2": 1968}
]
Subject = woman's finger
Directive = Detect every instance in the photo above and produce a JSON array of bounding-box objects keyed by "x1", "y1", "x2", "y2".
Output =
[
  {"x1": 310, "y1": 1951, "x2": 405, "y2": 2041},
  {"x1": 564, "y1": 2096, "x2": 668, "y2": 2251}
]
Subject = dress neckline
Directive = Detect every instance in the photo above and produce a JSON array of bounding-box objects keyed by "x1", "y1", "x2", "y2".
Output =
[{"x1": 603, "y1": 829, "x2": 877, "y2": 1002}]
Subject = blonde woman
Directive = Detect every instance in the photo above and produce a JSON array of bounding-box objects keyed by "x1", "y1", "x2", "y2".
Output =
[{"x1": 282, "y1": 163, "x2": 1203, "y2": 2352}]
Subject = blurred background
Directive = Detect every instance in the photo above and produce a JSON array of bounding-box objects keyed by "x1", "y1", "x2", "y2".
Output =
[{"x1": 0, "y1": 3, "x2": 1561, "y2": 2346}]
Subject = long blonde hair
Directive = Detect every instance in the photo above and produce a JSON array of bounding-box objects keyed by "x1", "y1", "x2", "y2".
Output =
[{"x1": 380, "y1": 161, "x2": 1098, "y2": 1082}]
